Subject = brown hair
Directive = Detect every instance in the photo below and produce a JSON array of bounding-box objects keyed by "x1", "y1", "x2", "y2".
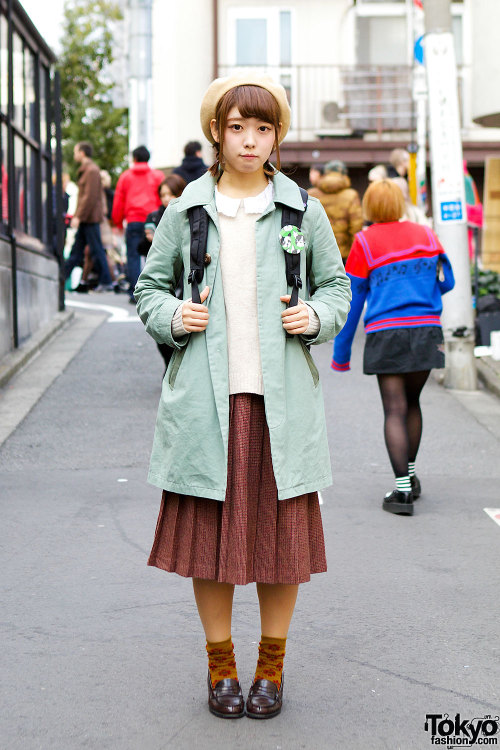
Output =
[
  {"x1": 76, "y1": 141, "x2": 93, "y2": 158},
  {"x1": 159, "y1": 174, "x2": 186, "y2": 198},
  {"x1": 209, "y1": 85, "x2": 281, "y2": 178},
  {"x1": 362, "y1": 179, "x2": 405, "y2": 223}
]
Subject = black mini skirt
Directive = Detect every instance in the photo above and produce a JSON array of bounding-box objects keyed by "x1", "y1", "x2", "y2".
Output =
[{"x1": 363, "y1": 326, "x2": 445, "y2": 375}]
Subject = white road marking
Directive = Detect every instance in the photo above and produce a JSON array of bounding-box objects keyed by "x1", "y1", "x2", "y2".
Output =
[
  {"x1": 66, "y1": 299, "x2": 141, "y2": 323},
  {"x1": 484, "y1": 508, "x2": 500, "y2": 528}
]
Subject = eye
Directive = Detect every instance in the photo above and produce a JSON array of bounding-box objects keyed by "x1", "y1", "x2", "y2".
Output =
[
  {"x1": 230, "y1": 124, "x2": 242, "y2": 131},
  {"x1": 258, "y1": 125, "x2": 272, "y2": 132}
]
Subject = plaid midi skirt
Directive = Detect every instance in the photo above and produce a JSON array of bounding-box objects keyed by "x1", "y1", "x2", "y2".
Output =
[{"x1": 147, "y1": 393, "x2": 327, "y2": 585}]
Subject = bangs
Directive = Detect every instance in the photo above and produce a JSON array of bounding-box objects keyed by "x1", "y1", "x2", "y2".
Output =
[{"x1": 220, "y1": 85, "x2": 280, "y2": 127}]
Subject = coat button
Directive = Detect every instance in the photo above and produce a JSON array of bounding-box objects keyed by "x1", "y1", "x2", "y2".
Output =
[{"x1": 204, "y1": 253, "x2": 211, "y2": 266}]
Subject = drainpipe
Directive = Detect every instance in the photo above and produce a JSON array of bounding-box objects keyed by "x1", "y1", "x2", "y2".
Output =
[
  {"x1": 7, "y1": 0, "x2": 18, "y2": 348},
  {"x1": 213, "y1": 0, "x2": 219, "y2": 80}
]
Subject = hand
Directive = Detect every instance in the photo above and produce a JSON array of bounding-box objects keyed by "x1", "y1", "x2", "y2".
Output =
[
  {"x1": 145, "y1": 229, "x2": 154, "y2": 242},
  {"x1": 280, "y1": 295, "x2": 309, "y2": 335},
  {"x1": 182, "y1": 286, "x2": 210, "y2": 332},
  {"x1": 70, "y1": 216, "x2": 80, "y2": 229}
]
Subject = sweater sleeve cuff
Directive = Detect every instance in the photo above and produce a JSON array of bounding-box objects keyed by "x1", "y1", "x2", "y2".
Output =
[
  {"x1": 331, "y1": 359, "x2": 351, "y2": 372},
  {"x1": 171, "y1": 301, "x2": 188, "y2": 339},
  {"x1": 304, "y1": 302, "x2": 321, "y2": 337}
]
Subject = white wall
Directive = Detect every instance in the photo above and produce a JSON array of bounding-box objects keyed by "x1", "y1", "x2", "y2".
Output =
[
  {"x1": 151, "y1": 0, "x2": 214, "y2": 169},
  {"x1": 218, "y1": 0, "x2": 354, "y2": 66}
]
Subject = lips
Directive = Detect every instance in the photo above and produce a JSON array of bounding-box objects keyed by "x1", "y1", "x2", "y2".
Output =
[{"x1": 241, "y1": 154, "x2": 258, "y2": 159}]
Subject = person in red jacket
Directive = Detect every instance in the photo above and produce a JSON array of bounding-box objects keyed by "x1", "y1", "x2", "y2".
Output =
[{"x1": 112, "y1": 146, "x2": 164, "y2": 302}]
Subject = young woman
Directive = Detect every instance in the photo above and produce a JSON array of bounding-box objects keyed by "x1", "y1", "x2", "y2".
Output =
[
  {"x1": 134, "y1": 74, "x2": 351, "y2": 719},
  {"x1": 141, "y1": 174, "x2": 187, "y2": 251},
  {"x1": 331, "y1": 179, "x2": 455, "y2": 516}
]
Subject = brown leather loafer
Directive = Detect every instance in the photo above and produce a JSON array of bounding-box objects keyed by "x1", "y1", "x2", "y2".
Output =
[
  {"x1": 246, "y1": 674, "x2": 284, "y2": 719},
  {"x1": 207, "y1": 672, "x2": 245, "y2": 719}
]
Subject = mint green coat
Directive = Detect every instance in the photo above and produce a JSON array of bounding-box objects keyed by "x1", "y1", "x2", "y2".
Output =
[{"x1": 135, "y1": 171, "x2": 351, "y2": 501}]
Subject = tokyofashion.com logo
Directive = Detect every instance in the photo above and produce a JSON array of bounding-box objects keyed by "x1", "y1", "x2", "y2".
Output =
[{"x1": 424, "y1": 713, "x2": 499, "y2": 747}]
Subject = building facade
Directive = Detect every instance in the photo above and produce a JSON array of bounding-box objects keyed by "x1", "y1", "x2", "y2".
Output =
[
  {"x1": 0, "y1": 0, "x2": 63, "y2": 361},
  {"x1": 149, "y1": 0, "x2": 500, "y2": 185}
]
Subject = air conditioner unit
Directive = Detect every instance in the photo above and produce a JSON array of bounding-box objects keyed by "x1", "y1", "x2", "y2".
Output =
[{"x1": 316, "y1": 100, "x2": 351, "y2": 136}]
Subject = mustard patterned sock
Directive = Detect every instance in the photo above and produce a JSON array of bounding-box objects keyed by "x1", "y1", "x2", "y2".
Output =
[
  {"x1": 254, "y1": 635, "x2": 287, "y2": 689},
  {"x1": 206, "y1": 637, "x2": 238, "y2": 688}
]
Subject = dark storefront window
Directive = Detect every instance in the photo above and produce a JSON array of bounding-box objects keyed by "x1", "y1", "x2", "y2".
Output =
[{"x1": 0, "y1": 0, "x2": 60, "y2": 254}]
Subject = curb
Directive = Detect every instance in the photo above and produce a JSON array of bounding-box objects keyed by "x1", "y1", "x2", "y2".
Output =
[
  {"x1": 476, "y1": 357, "x2": 500, "y2": 400},
  {"x1": 0, "y1": 310, "x2": 75, "y2": 390}
]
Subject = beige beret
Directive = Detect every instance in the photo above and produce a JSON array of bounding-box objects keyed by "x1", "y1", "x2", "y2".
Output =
[{"x1": 200, "y1": 74, "x2": 291, "y2": 145}]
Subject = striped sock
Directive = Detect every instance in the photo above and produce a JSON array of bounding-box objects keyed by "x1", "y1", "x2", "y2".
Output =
[
  {"x1": 408, "y1": 462, "x2": 416, "y2": 477},
  {"x1": 395, "y1": 476, "x2": 412, "y2": 493}
]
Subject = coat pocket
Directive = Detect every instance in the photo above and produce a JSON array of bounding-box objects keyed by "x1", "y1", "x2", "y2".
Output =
[
  {"x1": 168, "y1": 346, "x2": 187, "y2": 390},
  {"x1": 299, "y1": 339, "x2": 320, "y2": 387}
]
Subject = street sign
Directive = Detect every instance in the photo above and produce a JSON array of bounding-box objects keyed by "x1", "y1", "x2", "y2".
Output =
[
  {"x1": 425, "y1": 33, "x2": 466, "y2": 225},
  {"x1": 414, "y1": 35, "x2": 425, "y2": 65}
]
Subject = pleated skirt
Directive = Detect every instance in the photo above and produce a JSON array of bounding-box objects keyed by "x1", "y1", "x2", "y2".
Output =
[{"x1": 147, "y1": 393, "x2": 327, "y2": 585}]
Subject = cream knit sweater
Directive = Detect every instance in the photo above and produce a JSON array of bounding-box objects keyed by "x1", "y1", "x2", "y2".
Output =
[{"x1": 172, "y1": 184, "x2": 319, "y2": 395}]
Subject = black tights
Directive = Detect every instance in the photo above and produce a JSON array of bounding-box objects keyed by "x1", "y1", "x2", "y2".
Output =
[{"x1": 376, "y1": 371, "x2": 430, "y2": 478}]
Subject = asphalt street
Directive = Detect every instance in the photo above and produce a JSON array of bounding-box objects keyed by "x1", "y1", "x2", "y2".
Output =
[{"x1": 1, "y1": 291, "x2": 499, "y2": 750}]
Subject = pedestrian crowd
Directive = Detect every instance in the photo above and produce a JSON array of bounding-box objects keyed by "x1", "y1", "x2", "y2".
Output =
[{"x1": 62, "y1": 80, "x2": 463, "y2": 723}]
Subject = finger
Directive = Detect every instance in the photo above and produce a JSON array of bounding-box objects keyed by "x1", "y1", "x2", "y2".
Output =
[
  {"x1": 188, "y1": 303, "x2": 209, "y2": 313},
  {"x1": 185, "y1": 324, "x2": 208, "y2": 332},
  {"x1": 184, "y1": 310, "x2": 209, "y2": 320},
  {"x1": 282, "y1": 312, "x2": 309, "y2": 325},
  {"x1": 281, "y1": 308, "x2": 307, "y2": 320},
  {"x1": 280, "y1": 295, "x2": 291, "y2": 303},
  {"x1": 283, "y1": 323, "x2": 308, "y2": 334},
  {"x1": 184, "y1": 319, "x2": 209, "y2": 330},
  {"x1": 199, "y1": 286, "x2": 210, "y2": 303}
]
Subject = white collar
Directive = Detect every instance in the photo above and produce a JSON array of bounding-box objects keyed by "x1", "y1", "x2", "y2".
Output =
[{"x1": 215, "y1": 181, "x2": 274, "y2": 217}]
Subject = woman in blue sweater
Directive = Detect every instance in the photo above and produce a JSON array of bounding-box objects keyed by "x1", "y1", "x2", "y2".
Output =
[{"x1": 332, "y1": 179, "x2": 455, "y2": 515}]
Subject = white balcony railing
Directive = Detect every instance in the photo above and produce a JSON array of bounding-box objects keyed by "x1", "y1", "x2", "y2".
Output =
[{"x1": 218, "y1": 64, "x2": 467, "y2": 141}]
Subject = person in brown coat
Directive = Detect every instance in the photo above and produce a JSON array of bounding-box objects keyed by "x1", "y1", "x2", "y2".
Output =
[
  {"x1": 308, "y1": 159, "x2": 363, "y2": 262},
  {"x1": 64, "y1": 142, "x2": 113, "y2": 290}
]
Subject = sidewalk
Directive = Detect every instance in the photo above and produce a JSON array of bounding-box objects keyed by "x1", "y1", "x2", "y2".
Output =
[{"x1": 476, "y1": 353, "x2": 500, "y2": 399}]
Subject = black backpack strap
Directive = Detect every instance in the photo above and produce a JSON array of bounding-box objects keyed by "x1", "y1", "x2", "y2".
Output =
[
  {"x1": 187, "y1": 205, "x2": 209, "y2": 304},
  {"x1": 280, "y1": 187, "x2": 309, "y2": 310}
]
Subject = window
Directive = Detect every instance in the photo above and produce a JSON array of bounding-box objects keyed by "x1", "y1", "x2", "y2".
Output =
[
  {"x1": 236, "y1": 19, "x2": 267, "y2": 66},
  {"x1": 228, "y1": 8, "x2": 293, "y2": 69},
  {"x1": 226, "y1": 8, "x2": 294, "y2": 122},
  {"x1": 0, "y1": 7, "x2": 56, "y2": 251}
]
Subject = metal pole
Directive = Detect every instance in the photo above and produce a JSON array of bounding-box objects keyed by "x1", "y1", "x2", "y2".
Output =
[
  {"x1": 53, "y1": 71, "x2": 65, "y2": 312},
  {"x1": 423, "y1": 0, "x2": 477, "y2": 390},
  {"x1": 7, "y1": 0, "x2": 18, "y2": 349},
  {"x1": 128, "y1": 0, "x2": 153, "y2": 153}
]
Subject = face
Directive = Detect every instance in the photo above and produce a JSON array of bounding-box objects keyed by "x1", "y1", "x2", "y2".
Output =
[
  {"x1": 210, "y1": 106, "x2": 278, "y2": 175},
  {"x1": 159, "y1": 184, "x2": 174, "y2": 207},
  {"x1": 73, "y1": 145, "x2": 82, "y2": 163},
  {"x1": 309, "y1": 167, "x2": 321, "y2": 186}
]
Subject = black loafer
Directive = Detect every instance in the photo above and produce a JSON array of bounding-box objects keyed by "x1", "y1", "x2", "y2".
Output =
[
  {"x1": 246, "y1": 674, "x2": 284, "y2": 719},
  {"x1": 383, "y1": 490, "x2": 414, "y2": 516},
  {"x1": 207, "y1": 672, "x2": 245, "y2": 719},
  {"x1": 410, "y1": 475, "x2": 421, "y2": 499}
]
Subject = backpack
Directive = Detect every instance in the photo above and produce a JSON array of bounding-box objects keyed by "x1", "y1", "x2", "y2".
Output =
[{"x1": 187, "y1": 187, "x2": 309, "y2": 308}]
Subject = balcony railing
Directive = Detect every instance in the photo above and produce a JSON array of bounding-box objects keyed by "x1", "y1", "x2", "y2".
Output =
[{"x1": 218, "y1": 64, "x2": 467, "y2": 141}]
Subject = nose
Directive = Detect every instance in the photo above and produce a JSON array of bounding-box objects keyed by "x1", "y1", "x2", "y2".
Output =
[{"x1": 243, "y1": 129, "x2": 256, "y2": 148}]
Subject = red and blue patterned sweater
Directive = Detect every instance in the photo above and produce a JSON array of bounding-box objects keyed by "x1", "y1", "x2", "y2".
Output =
[{"x1": 331, "y1": 221, "x2": 455, "y2": 371}]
